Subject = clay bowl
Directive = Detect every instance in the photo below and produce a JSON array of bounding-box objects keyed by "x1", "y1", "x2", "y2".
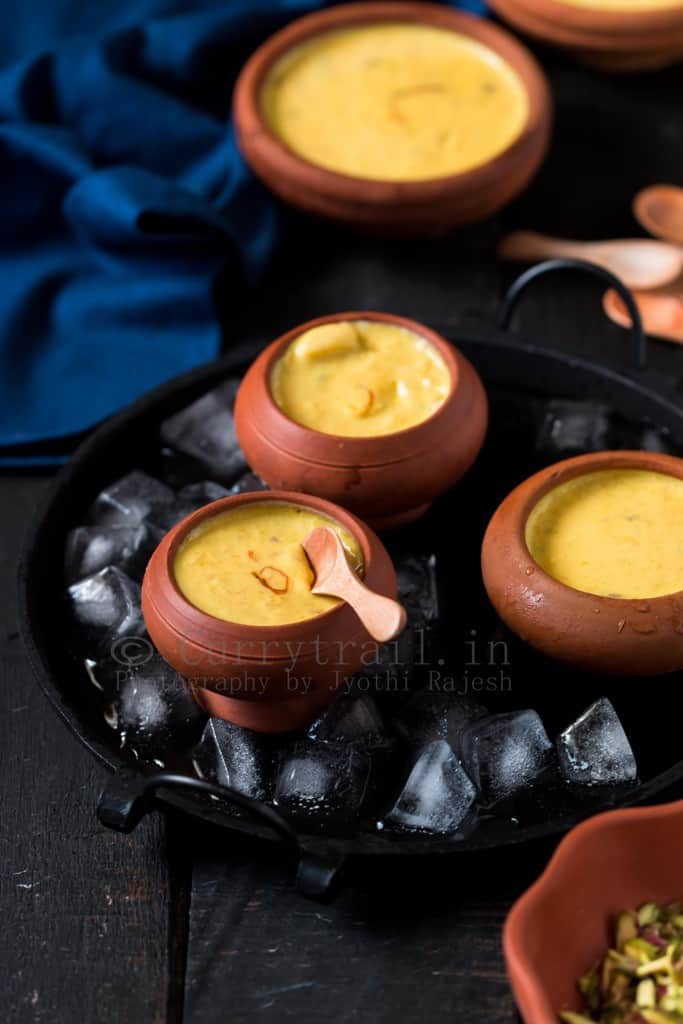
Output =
[
  {"x1": 141, "y1": 490, "x2": 398, "y2": 733},
  {"x1": 234, "y1": 311, "x2": 488, "y2": 530},
  {"x1": 490, "y1": 0, "x2": 683, "y2": 72},
  {"x1": 505, "y1": 799, "x2": 683, "y2": 1024},
  {"x1": 232, "y1": 2, "x2": 552, "y2": 236},
  {"x1": 481, "y1": 450, "x2": 683, "y2": 675}
]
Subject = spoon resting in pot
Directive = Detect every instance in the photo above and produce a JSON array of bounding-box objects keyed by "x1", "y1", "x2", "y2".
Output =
[{"x1": 303, "y1": 527, "x2": 406, "y2": 643}]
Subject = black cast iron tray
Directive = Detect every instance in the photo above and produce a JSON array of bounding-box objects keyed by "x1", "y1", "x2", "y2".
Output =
[{"x1": 18, "y1": 262, "x2": 683, "y2": 898}]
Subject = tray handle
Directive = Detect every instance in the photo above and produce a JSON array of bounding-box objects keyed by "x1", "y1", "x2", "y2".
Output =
[
  {"x1": 97, "y1": 770, "x2": 346, "y2": 900},
  {"x1": 498, "y1": 258, "x2": 647, "y2": 372}
]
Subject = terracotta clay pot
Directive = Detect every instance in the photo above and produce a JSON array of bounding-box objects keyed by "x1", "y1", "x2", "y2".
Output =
[
  {"x1": 504, "y1": 799, "x2": 683, "y2": 1024},
  {"x1": 141, "y1": 490, "x2": 398, "y2": 733},
  {"x1": 232, "y1": 2, "x2": 552, "y2": 236},
  {"x1": 481, "y1": 450, "x2": 683, "y2": 675},
  {"x1": 234, "y1": 312, "x2": 488, "y2": 530},
  {"x1": 490, "y1": 0, "x2": 683, "y2": 72}
]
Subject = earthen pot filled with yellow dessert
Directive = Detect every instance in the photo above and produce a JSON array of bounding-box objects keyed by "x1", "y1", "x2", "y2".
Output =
[
  {"x1": 490, "y1": 0, "x2": 683, "y2": 71},
  {"x1": 481, "y1": 450, "x2": 683, "y2": 676},
  {"x1": 233, "y1": 1, "x2": 552, "y2": 234},
  {"x1": 234, "y1": 312, "x2": 488, "y2": 529},
  {"x1": 142, "y1": 490, "x2": 399, "y2": 732}
]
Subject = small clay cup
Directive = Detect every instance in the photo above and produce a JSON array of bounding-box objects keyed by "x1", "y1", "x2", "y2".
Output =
[
  {"x1": 505, "y1": 799, "x2": 683, "y2": 1024},
  {"x1": 233, "y1": 2, "x2": 552, "y2": 236},
  {"x1": 481, "y1": 450, "x2": 683, "y2": 675},
  {"x1": 490, "y1": 0, "x2": 683, "y2": 72},
  {"x1": 234, "y1": 311, "x2": 488, "y2": 530},
  {"x1": 141, "y1": 490, "x2": 398, "y2": 733}
]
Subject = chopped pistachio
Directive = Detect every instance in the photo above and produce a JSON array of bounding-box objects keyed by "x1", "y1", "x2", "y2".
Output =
[
  {"x1": 636, "y1": 953, "x2": 671, "y2": 977},
  {"x1": 623, "y1": 938, "x2": 661, "y2": 964},
  {"x1": 560, "y1": 902, "x2": 683, "y2": 1023},
  {"x1": 640, "y1": 1010, "x2": 679, "y2": 1024},
  {"x1": 638, "y1": 904, "x2": 660, "y2": 927},
  {"x1": 615, "y1": 912, "x2": 638, "y2": 951},
  {"x1": 636, "y1": 978, "x2": 657, "y2": 1008}
]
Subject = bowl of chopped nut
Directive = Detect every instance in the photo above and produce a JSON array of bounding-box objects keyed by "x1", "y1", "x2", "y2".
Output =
[{"x1": 504, "y1": 798, "x2": 683, "y2": 1024}]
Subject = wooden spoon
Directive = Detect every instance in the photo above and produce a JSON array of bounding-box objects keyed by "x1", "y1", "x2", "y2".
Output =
[
  {"x1": 498, "y1": 231, "x2": 683, "y2": 290},
  {"x1": 303, "y1": 527, "x2": 406, "y2": 644},
  {"x1": 633, "y1": 185, "x2": 683, "y2": 246},
  {"x1": 603, "y1": 288, "x2": 683, "y2": 345}
]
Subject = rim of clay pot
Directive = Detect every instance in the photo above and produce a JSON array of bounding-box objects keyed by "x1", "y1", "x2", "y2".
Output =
[
  {"x1": 505, "y1": 449, "x2": 683, "y2": 609},
  {"x1": 233, "y1": 1, "x2": 552, "y2": 200},
  {"x1": 238, "y1": 311, "x2": 464, "y2": 466},
  {"x1": 153, "y1": 490, "x2": 382, "y2": 647},
  {"x1": 490, "y1": 0, "x2": 683, "y2": 50}
]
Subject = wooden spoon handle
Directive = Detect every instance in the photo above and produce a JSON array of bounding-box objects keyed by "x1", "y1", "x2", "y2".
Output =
[
  {"x1": 498, "y1": 231, "x2": 585, "y2": 263},
  {"x1": 321, "y1": 569, "x2": 407, "y2": 644},
  {"x1": 303, "y1": 527, "x2": 407, "y2": 643}
]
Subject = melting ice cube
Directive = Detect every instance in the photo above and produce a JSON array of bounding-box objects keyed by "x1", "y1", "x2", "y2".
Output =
[
  {"x1": 536, "y1": 399, "x2": 610, "y2": 456},
  {"x1": 230, "y1": 472, "x2": 268, "y2": 495},
  {"x1": 394, "y1": 690, "x2": 487, "y2": 756},
  {"x1": 460, "y1": 710, "x2": 553, "y2": 805},
  {"x1": 274, "y1": 742, "x2": 372, "y2": 827},
  {"x1": 384, "y1": 740, "x2": 476, "y2": 834},
  {"x1": 154, "y1": 480, "x2": 230, "y2": 531},
  {"x1": 88, "y1": 471, "x2": 175, "y2": 529},
  {"x1": 308, "y1": 693, "x2": 384, "y2": 747},
  {"x1": 557, "y1": 697, "x2": 638, "y2": 785},
  {"x1": 160, "y1": 380, "x2": 247, "y2": 484},
  {"x1": 192, "y1": 718, "x2": 274, "y2": 801},
  {"x1": 65, "y1": 522, "x2": 162, "y2": 584},
  {"x1": 67, "y1": 566, "x2": 146, "y2": 658},
  {"x1": 105, "y1": 655, "x2": 205, "y2": 761},
  {"x1": 359, "y1": 553, "x2": 439, "y2": 688}
]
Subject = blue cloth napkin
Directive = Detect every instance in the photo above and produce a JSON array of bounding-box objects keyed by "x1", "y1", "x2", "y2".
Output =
[{"x1": 0, "y1": 0, "x2": 486, "y2": 463}]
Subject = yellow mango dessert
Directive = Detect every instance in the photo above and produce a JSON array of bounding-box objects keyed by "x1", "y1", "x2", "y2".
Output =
[
  {"x1": 260, "y1": 23, "x2": 529, "y2": 182},
  {"x1": 270, "y1": 320, "x2": 451, "y2": 437},
  {"x1": 525, "y1": 468, "x2": 683, "y2": 599},
  {"x1": 174, "y1": 501, "x2": 363, "y2": 626}
]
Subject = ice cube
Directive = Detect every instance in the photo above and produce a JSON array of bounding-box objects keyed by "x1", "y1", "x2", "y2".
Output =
[
  {"x1": 153, "y1": 480, "x2": 230, "y2": 531},
  {"x1": 159, "y1": 380, "x2": 247, "y2": 484},
  {"x1": 536, "y1": 399, "x2": 610, "y2": 455},
  {"x1": 358, "y1": 553, "x2": 438, "y2": 688},
  {"x1": 394, "y1": 690, "x2": 487, "y2": 755},
  {"x1": 274, "y1": 742, "x2": 372, "y2": 827},
  {"x1": 105, "y1": 655, "x2": 205, "y2": 762},
  {"x1": 638, "y1": 425, "x2": 674, "y2": 454},
  {"x1": 557, "y1": 698, "x2": 638, "y2": 785},
  {"x1": 229, "y1": 472, "x2": 268, "y2": 495},
  {"x1": 308, "y1": 693, "x2": 384, "y2": 747},
  {"x1": 384, "y1": 740, "x2": 476, "y2": 834},
  {"x1": 397, "y1": 553, "x2": 439, "y2": 625},
  {"x1": 64, "y1": 522, "x2": 162, "y2": 584},
  {"x1": 460, "y1": 710, "x2": 553, "y2": 805},
  {"x1": 89, "y1": 471, "x2": 175, "y2": 528},
  {"x1": 192, "y1": 718, "x2": 274, "y2": 800},
  {"x1": 67, "y1": 566, "x2": 146, "y2": 658}
]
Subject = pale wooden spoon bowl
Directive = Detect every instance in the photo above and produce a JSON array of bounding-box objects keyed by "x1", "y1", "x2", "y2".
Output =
[{"x1": 499, "y1": 230, "x2": 683, "y2": 290}]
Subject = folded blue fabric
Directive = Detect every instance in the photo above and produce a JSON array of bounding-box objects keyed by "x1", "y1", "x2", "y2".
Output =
[{"x1": 0, "y1": 0, "x2": 486, "y2": 462}]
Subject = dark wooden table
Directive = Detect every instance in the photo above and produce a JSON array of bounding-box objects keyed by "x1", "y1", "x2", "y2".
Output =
[{"x1": 3, "y1": 42, "x2": 682, "y2": 1024}]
